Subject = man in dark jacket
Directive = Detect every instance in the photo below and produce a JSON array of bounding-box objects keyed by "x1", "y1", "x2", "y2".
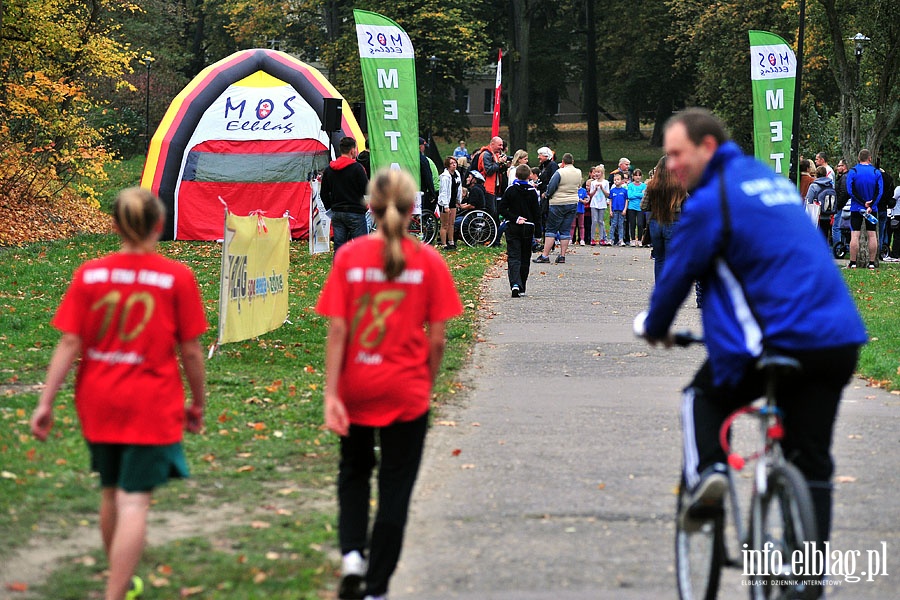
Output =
[
  {"x1": 536, "y1": 147, "x2": 558, "y2": 235},
  {"x1": 320, "y1": 137, "x2": 369, "y2": 256}
]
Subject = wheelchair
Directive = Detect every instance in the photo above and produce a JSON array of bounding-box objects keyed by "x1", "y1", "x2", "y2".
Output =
[{"x1": 454, "y1": 208, "x2": 500, "y2": 247}]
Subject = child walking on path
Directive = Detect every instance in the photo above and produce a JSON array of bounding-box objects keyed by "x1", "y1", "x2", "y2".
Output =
[
  {"x1": 499, "y1": 164, "x2": 542, "y2": 297},
  {"x1": 30, "y1": 187, "x2": 208, "y2": 600},
  {"x1": 316, "y1": 169, "x2": 463, "y2": 600}
]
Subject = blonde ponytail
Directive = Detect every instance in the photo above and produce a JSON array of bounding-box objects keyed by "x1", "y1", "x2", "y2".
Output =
[
  {"x1": 368, "y1": 169, "x2": 417, "y2": 280},
  {"x1": 113, "y1": 187, "x2": 164, "y2": 245}
]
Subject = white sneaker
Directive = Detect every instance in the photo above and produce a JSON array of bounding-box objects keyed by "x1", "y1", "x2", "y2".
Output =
[
  {"x1": 340, "y1": 550, "x2": 366, "y2": 599},
  {"x1": 579, "y1": 240, "x2": 585, "y2": 246},
  {"x1": 883, "y1": 256, "x2": 900, "y2": 262}
]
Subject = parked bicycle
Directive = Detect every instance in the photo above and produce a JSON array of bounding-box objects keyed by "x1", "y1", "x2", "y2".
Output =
[{"x1": 634, "y1": 324, "x2": 820, "y2": 600}]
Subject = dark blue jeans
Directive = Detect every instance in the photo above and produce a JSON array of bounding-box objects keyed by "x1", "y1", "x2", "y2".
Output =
[
  {"x1": 332, "y1": 211, "x2": 369, "y2": 256},
  {"x1": 649, "y1": 219, "x2": 676, "y2": 280}
]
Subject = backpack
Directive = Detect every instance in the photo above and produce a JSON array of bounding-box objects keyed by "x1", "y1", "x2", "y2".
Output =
[
  {"x1": 469, "y1": 148, "x2": 487, "y2": 177},
  {"x1": 816, "y1": 181, "x2": 836, "y2": 215}
]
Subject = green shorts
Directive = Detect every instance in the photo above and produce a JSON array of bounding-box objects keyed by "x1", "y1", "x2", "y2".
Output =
[{"x1": 88, "y1": 442, "x2": 189, "y2": 493}]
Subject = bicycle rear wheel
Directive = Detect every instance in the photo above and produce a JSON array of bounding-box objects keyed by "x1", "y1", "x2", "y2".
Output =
[
  {"x1": 675, "y1": 481, "x2": 725, "y2": 600},
  {"x1": 749, "y1": 463, "x2": 819, "y2": 600}
]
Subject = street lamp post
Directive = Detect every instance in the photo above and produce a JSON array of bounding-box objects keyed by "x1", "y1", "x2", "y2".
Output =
[
  {"x1": 849, "y1": 32, "x2": 870, "y2": 89},
  {"x1": 427, "y1": 55, "x2": 440, "y2": 145},
  {"x1": 142, "y1": 54, "x2": 155, "y2": 149}
]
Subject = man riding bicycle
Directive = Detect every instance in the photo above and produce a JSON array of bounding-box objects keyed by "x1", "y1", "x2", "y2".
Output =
[{"x1": 638, "y1": 108, "x2": 867, "y2": 556}]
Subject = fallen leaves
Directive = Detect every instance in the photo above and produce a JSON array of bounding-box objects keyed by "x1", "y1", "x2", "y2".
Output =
[
  {"x1": 0, "y1": 193, "x2": 111, "y2": 247},
  {"x1": 5, "y1": 582, "x2": 28, "y2": 592}
]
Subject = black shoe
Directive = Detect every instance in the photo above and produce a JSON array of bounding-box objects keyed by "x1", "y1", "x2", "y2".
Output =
[
  {"x1": 555, "y1": 255, "x2": 565, "y2": 264},
  {"x1": 511, "y1": 285, "x2": 520, "y2": 298},
  {"x1": 533, "y1": 255, "x2": 550, "y2": 263},
  {"x1": 681, "y1": 464, "x2": 728, "y2": 533},
  {"x1": 867, "y1": 261, "x2": 876, "y2": 269}
]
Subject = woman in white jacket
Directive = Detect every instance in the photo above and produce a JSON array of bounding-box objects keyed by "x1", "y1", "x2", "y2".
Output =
[{"x1": 438, "y1": 156, "x2": 463, "y2": 249}]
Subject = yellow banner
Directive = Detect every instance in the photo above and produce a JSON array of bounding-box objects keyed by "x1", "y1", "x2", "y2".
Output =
[{"x1": 218, "y1": 213, "x2": 290, "y2": 345}]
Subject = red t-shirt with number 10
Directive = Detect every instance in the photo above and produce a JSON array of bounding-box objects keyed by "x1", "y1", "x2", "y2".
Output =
[
  {"x1": 315, "y1": 236, "x2": 463, "y2": 427},
  {"x1": 52, "y1": 252, "x2": 208, "y2": 444}
]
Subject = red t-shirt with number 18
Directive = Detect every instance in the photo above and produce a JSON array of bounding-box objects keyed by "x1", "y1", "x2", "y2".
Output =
[
  {"x1": 52, "y1": 252, "x2": 208, "y2": 444},
  {"x1": 315, "y1": 236, "x2": 463, "y2": 427}
]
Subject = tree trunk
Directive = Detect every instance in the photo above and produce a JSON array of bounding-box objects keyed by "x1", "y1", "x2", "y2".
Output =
[
  {"x1": 507, "y1": 1, "x2": 531, "y2": 152},
  {"x1": 650, "y1": 96, "x2": 673, "y2": 147},
  {"x1": 583, "y1": 0, "x2": 602, "y2": 161},
  {"x1": 624, "y1": 104, "x2": 641, "y2": 139}
]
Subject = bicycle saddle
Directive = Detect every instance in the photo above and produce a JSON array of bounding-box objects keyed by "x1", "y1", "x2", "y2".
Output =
[{"x1": 756, "y1": 351, "x2": 801, "y2": 373}]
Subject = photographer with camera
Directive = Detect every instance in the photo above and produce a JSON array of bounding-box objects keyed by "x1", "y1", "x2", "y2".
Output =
[{"x1": 470, "y1": 136, "x2": 508, "y2": 218}]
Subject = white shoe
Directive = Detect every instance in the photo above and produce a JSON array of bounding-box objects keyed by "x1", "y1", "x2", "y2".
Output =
[
  {"x1": 579, "y1": 240, "x2": 585, "y2": 246},
  {"x1": 364, "y1": 596, "x2": 386, "y2": 600},
  {"x1": 340, "y1": 550, "x2": 366, "y2": 599},
  {"x1": 883, "y1": 256, "x2": 900, "y2": 262}
]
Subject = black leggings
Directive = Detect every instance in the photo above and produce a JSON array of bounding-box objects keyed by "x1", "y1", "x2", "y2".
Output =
[
  {"x1": 625, "y1": 208, "x2": 644, "y2": 243},
  {"x1": 682, "y1": 346, "x2": 859, "y2": 543},
  {"x1": 338, "y1": 411, "x2": 429, "y2": 596}
]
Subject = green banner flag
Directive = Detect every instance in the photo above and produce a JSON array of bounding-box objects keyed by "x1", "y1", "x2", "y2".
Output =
[
  {"x1": 354, "y1": 10, "x2": 421, "y2": 188},
  {"x1": 749, "y1": 30, "x2": 797, "y2": 178}
]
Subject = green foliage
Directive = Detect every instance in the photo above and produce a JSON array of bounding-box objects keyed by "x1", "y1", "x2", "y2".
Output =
[{"x1": 668, "y1": 0, "x2": 794, "y2": 150}]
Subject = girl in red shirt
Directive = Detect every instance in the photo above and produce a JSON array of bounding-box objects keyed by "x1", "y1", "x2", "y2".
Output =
[
  {"x1": 316, "y1": 169, "x2": 463, "y2": 600},
  {"x1": 31, "y1": 188, "x2": 207, "y2": 600}
]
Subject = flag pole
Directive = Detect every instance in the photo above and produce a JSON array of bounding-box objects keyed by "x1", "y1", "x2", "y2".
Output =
[{"x1": 491, "y1": 49, "x2": 503, "y2": 137}]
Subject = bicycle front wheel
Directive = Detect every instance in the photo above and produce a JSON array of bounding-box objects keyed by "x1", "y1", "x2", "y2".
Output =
[
  {"x1": 749, "y1": 463, "x2": 819, "y2": 600},
  {"x1": 675, "y1": 482, "x2": 725, "y2": 600}
]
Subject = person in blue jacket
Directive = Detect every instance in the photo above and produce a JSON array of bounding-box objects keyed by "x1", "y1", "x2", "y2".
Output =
[
  {"x1": 637, "y1": 108, "x2": 867, "y2": 556},
  {"x1": 844, "y1": 149, "x2": 883, "y2": 269}
]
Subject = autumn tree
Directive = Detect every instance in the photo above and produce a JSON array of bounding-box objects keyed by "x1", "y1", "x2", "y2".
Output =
[{"x1": 0, "y1": 0, "x2": 139, "y2": 204}]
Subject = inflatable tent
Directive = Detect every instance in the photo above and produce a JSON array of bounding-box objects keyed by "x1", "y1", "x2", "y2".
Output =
[{"x1": 140, "y1": 49, "x2": 364, "y2": 240}]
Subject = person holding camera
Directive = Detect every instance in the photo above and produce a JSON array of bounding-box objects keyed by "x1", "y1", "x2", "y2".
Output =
[{"x1": 470, "y1": 136, "x2": 508, "y2": 217}]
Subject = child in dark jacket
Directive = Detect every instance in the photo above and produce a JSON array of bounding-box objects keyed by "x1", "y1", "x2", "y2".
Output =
[{"x1": 499, "y1": 164, "x2": 542, "y2": 297}]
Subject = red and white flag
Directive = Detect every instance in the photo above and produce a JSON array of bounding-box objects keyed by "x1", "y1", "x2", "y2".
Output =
[{"x1": 491, "y1": 49, "x2": 502, "y2": 137}]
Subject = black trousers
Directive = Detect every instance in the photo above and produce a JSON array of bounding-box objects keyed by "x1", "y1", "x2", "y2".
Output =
[
  {"x1": 338, "y1": 411, "x2": 428, "y2": 596},
  {"x1": 682, "y1": 346, "x2": 859, "y2": 543},
  {"x1": 505, "y1": 225, "x2": 533, "y2": 292}
]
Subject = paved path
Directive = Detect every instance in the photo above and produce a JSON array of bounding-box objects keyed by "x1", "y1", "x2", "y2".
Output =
[{"x1": 391, "y1": 244, "x2": 899, "y2": 599}]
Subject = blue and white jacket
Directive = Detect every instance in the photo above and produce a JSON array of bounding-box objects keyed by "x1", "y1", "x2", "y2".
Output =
[{"x1": 644, "y1": 142, "x2": 867, "y2": 387}]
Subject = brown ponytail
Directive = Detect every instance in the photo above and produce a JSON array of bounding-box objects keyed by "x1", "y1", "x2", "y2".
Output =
[
  {"x1": 112, "y1": 187, "x2": 165, "y2": 245},
  {"x1": 368, "y1": 169, "x2": 417, "y2": 280}
]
